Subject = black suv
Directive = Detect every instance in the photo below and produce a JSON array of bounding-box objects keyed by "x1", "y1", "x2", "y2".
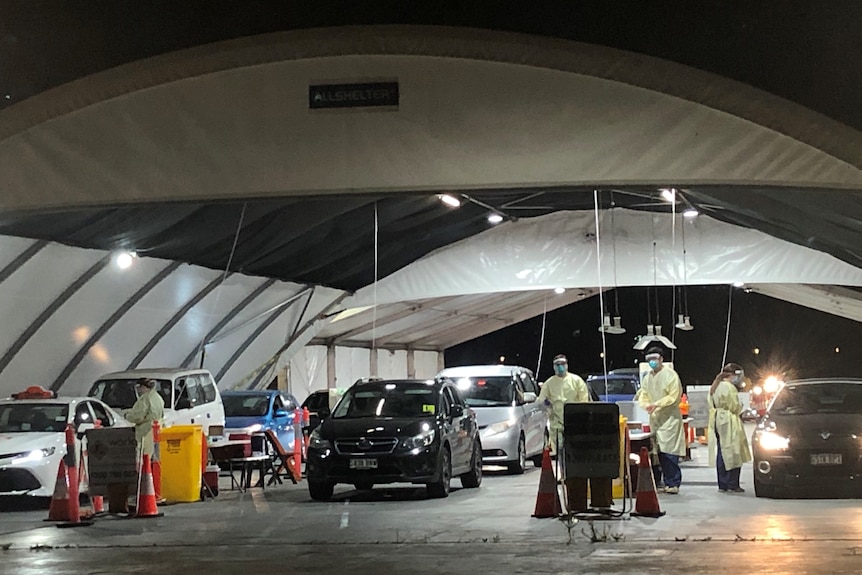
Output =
[{"x1": 306, "y1": 378, "x2": 482, "y2": 500}]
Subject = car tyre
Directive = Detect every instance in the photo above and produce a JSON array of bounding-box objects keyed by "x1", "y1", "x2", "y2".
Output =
[
  {"x1": 308, "y1": 481, "x2": 334, "y2": 501},
  {"x1": 507, "y1": 436, "x2": 526, "y2": 475},
  {"x1": 427, "y1": 446, "x2": 452, "y2": 499},
  {"x1": 460, "y1": 441, "x2": 483, "y2": 488}
]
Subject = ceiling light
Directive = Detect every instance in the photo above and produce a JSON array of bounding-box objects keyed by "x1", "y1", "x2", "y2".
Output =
[
  {"x1": 114, "y1": 250, "x2": 136, "y2": 270},
  {"x1": 554, "y1": 287, "x2": 565, "y2": 294},
  {"x1": 733, "y1": 281, "x2": 745, "y2": 288},
  {"x1": 439, "y1": 194, "x2": 461, "y2": 208},
  {"x1": 660, "y1": 188, "x2": 677, "y2": 202},
  {"x1": 674, "y1": 314, "x2": 694, "y2": 331},
  {"x1": 682, "y1": 208, "x2": 698, "y2": 218},
  {"x1": 487, "y1": 213, "x2": 503, "y2": 224}
]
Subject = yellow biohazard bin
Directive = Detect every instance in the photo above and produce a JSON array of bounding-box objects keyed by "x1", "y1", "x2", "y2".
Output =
[{"x1": 160, "y1": 425, "x2": 203, "y2": 503}]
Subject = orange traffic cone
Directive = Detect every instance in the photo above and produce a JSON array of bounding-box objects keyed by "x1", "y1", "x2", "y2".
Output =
[
  {"x1": 46, "y1": 459, "x2": 70, "y2": 521},
  {"x1": 631, "y1": 447, "x2": 665, "y2": 517},
  {"x1": 134, "y1": 454, "x2": 163, "y2": 518},
  {"x1": 77, "y1": 455, "x2": 94, "y2": 519},
  {"x1": 532, "y1": 448, "x2": 562, "y2": 518}
]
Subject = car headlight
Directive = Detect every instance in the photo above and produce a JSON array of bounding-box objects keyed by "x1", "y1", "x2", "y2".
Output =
[
  {"x1": 11, "y1": 447, "x2": 56, "y2": 465},
  {"x1": 485, "y1": 417, "x2": 518, "y2": 436},
  {"x1": 308, "y1": 430, "x2": 331, "y2": 450},
  {"x1": 756, "y1": 431, "x2": 790, "y2": 451},
  {"x1": 401, "y1": 429, "x2": 436, "y2": 450}
]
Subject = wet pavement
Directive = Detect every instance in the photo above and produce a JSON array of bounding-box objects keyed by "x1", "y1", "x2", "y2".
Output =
[{"x1": 2, "y1": 440, "x2": 862, "y2": 574}]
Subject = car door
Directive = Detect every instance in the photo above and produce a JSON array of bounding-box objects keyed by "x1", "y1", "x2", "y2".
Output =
[
  {"x1": 272, "y1": 394, "x2": 295, "y2": 448},
  {"x1": 520, "y1": 371, "x2": 545, "y2": 455},
  {"x1": 444, "y1": 385, "x2": 473, "y2": 471}
]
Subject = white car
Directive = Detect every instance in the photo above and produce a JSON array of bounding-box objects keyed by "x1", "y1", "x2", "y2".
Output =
[
  {"x1": 437, "y1": 365, "x2": 548, "y2": 474},
  {"x1": 88, "y1": 368, "x2": 226, "y2": 440},
  {"x1": 0, "y1": 386, "x2": 130, "y2": 497}
]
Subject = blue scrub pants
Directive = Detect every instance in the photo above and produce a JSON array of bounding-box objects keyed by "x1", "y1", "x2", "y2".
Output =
[
  {"x1": 715, "y1": 431, "x2": 741, "y2": 490},
  {"x1": 652, "y1": 452, "x2": 681, "y2": 488}
]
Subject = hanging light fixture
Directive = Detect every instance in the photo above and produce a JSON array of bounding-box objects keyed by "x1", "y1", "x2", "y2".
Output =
[
  {"x1": 674, "y1": 209, "x2": 695, "y2": 331},
  {"x1": 598, "y1": 196, "x2": 626, "y2": 335}
]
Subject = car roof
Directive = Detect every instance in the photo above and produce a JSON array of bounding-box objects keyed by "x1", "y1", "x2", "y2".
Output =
[
  {"x1": 782, "y1": 378, "x2": 862, "y2": 386},
  {"x1": 437, "y1": 365, "x2": 532, "y2": 377},
  {"x1": 221, "y1": 390, "x2": 281, "y2": 396},
  {"x1": 353, "y1": 378, "x2": 440, "y2": 388},
  {"x1": 586, "y1": 373, "x2": 639, "y2": 381},
  {"x1": 97, "y1": 368, "x2": 211, "y2": 379}
]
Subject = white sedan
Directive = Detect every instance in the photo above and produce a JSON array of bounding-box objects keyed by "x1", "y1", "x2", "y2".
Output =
[{"x1": 0, "y1": 387, "x2": 130, "y2": 497}]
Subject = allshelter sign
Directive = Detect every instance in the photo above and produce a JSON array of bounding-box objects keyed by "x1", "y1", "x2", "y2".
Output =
[
  {"x1": 86, "y1": 427, "x2": 137, "y2": 493},
  {"x1": 309, "y1": 82, "x2": 399, "y2": 110}
]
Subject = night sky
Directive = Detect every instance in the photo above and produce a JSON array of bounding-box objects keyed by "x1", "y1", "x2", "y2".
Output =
[{"x1": 445, "y1": 286, "x2": 862, "y2": 387}]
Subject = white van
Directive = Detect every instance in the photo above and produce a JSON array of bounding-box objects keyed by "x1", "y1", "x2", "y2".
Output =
[{"x1": 87, "y1": 368, "x2": 226, "y2": 440}]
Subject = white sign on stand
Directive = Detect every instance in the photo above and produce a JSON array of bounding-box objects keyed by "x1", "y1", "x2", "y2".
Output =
[{"x1": 85, "y1": 427, "x2": 137, "y2": 494}]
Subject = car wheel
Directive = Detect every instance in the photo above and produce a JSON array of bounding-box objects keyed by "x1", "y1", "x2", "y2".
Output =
[
  {"x1": 353, "y1": 481, "x2": 374, "y2": 491},
  {"x1": 507, "y1": 436, "x2": 526, "y2": 475},
  {"x1": 308, "y1": 481, "x2": 334, "y2": 501},
  {"x1": 460, "y1": 441, "x2": 483, "y2": 488},
  {"x1": 427, "y1": 446, "x2": 452, "y2": 499}
]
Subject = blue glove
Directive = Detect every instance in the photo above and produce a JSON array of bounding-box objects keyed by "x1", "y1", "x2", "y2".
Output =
[{"x1": 543, "y1": 398, "x2": 551, "y2": 407}]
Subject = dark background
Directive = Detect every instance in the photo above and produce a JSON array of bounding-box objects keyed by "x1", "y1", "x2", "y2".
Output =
[{"x1": 445, "y1": 286, "x2": 862, "y2": 387}]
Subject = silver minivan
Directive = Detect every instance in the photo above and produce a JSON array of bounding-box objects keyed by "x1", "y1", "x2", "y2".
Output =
[
  {"x1": 437, "y1": 365, "x2": 547, "y2": 474},
  {"x1": 88, "y1": 368, "x2": 226, "y2": 440}
]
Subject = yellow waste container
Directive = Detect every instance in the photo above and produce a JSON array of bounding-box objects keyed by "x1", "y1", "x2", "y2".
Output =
[{"x1": 160, "y1": 425, "x2": 203, "y2": 503}]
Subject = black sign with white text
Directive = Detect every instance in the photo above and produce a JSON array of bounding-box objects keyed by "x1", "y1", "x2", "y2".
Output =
[{"x1": 309, "y1": 82, "x2": 399, "y2": 110}]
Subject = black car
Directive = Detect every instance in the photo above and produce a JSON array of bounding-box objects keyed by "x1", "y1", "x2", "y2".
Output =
[
  {"x1": 305, "y1": 378, "x2": 482, "y2": 500},
  {"x1": 752, "y1": 378, "x2": 862, "y2": 498}
]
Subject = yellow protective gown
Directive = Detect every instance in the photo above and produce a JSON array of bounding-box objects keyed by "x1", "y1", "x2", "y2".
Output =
[
  {"x1": 125, "y1": 388, "x2": 165, "y2": 456},
  {"x1": 537, "y1": 372, "x2": 591, "y2": 453},
  {"x1": 635, "y1": 366, "x2": 686, "y2": 456},
  {"x1": 707, "y1": 379, "x2": 752, "y2": 470}
]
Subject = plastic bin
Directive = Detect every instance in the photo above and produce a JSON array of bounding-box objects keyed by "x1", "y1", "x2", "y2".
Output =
[{"x1": 160, "y1": 425, "x2": 203, "y2": 502}]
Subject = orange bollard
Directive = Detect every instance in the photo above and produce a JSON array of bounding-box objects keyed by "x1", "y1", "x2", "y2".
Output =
[
  {"x1": 293, "y1": 408, "x2": 303, "y2": 479},
  {"x1": 64, "y1": 425, "x2": 80, "y2": 525},
  {"x1": 532, "y1": 448, "x2": 562, "y2": 518},
  {"x1": 152, "y1": 421, "x2": 163, "y2": 502},
  {"x1": 303, "y1": 407, "x2": 311, "y2": 452},
  {"x1": 135, "y1": 454, "x2": 163, "y2": 518},
  {"x1": 46, "y1": 459, "x2": 70, "y2": 521},
  {"x1": 631, "y1": 447, "x2": 665, "y2": 518}
]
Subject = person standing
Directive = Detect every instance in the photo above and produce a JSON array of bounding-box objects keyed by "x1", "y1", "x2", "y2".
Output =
[
  {"x1": 537, "y1": 354, "x2": 591, "y2": 456},
  {"x1": 635, "y1": 347, "x2": 686, "y2": 494},
  {"x1": 708, "y1": 363, "x2": 752, "y2": 493},
  {"x1": 125, "y1": 378, "x2": 165, "y2": 459},
  {"x1": 537, "y1": 354, "x2": 610, "y2": 511}
]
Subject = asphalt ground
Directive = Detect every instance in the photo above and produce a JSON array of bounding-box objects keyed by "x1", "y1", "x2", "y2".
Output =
[{"x1": 2, "y1": 433, "x2": 861, "y2": 574}]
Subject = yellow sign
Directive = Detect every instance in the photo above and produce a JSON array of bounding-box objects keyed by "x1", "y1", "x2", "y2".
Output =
[{"x1": 422, "y1": 404, "x2": 435, "y2": 414}]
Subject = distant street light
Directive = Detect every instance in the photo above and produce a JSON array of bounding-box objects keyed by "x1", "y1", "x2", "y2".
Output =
[
  {"x1": 835, "y1": 347, "x2": 841, "y2": 353},
  {"x1": 753, "y1": 347, "x2": 760, "y2": 355},
  {"x1": 499, "y1": 355, "x2": 505, "y2": 363}
]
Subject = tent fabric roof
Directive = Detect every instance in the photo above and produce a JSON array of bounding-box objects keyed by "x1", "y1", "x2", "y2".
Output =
[{"x1": 1, "y1": 26, "x2": 862, "y2": 396}]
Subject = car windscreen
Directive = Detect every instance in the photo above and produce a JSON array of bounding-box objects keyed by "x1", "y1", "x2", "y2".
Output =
[
  {"x1": 89, "y1": 378, "x2": 172, "y2": 410},
  {"x1": 770, "y1": 382, "x2": 862, "y2": 415},
  {"x1": 588, "y1": 377, "x2": 638, "y2": 396},
  {"x1": 302, "y1": 392, "x2": 329, "y2": 412},
  {"x1": 450, "y1": 376, "x2": 514, "y2": 407},
  {"x1": 0, "y1": 403, "x2": 68, "y2": 432},
  {"x1": 332, "y1": 384, "x2": 436, "y2": 418},
  {"x1": 223, "y1": 394, "x2": 270, "y2": 417}
]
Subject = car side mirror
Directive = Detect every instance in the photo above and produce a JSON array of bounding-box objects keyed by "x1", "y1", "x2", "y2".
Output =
[
  {"x1": 77, "y1": 421, "x2": 95, "y2": 439},
  {"x1": 523, "y1": 392, "x2": 537, "y2": 403},
  {"x1": 274, "y1": 409, "x2": 288, "y2": 418},
  {"x1": 450, "y1": 405, "x2": 464, "y2": 418}
]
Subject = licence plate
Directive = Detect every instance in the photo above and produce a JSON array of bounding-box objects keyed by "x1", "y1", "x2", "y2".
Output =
[
  {"x1": 810, "y1": 453, "x2": 842, "y2": 466},
  {"x1": 349, "y1": 458, "x2": 378, "y2": 470}
]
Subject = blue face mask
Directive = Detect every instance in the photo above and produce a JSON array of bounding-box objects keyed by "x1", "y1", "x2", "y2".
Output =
[
  {"x1": 554, "y1": 364, "x2": 567, "y2": 376},
  {"x1": 648, "y1": 359, "x2": 660, "y2": 370}
]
